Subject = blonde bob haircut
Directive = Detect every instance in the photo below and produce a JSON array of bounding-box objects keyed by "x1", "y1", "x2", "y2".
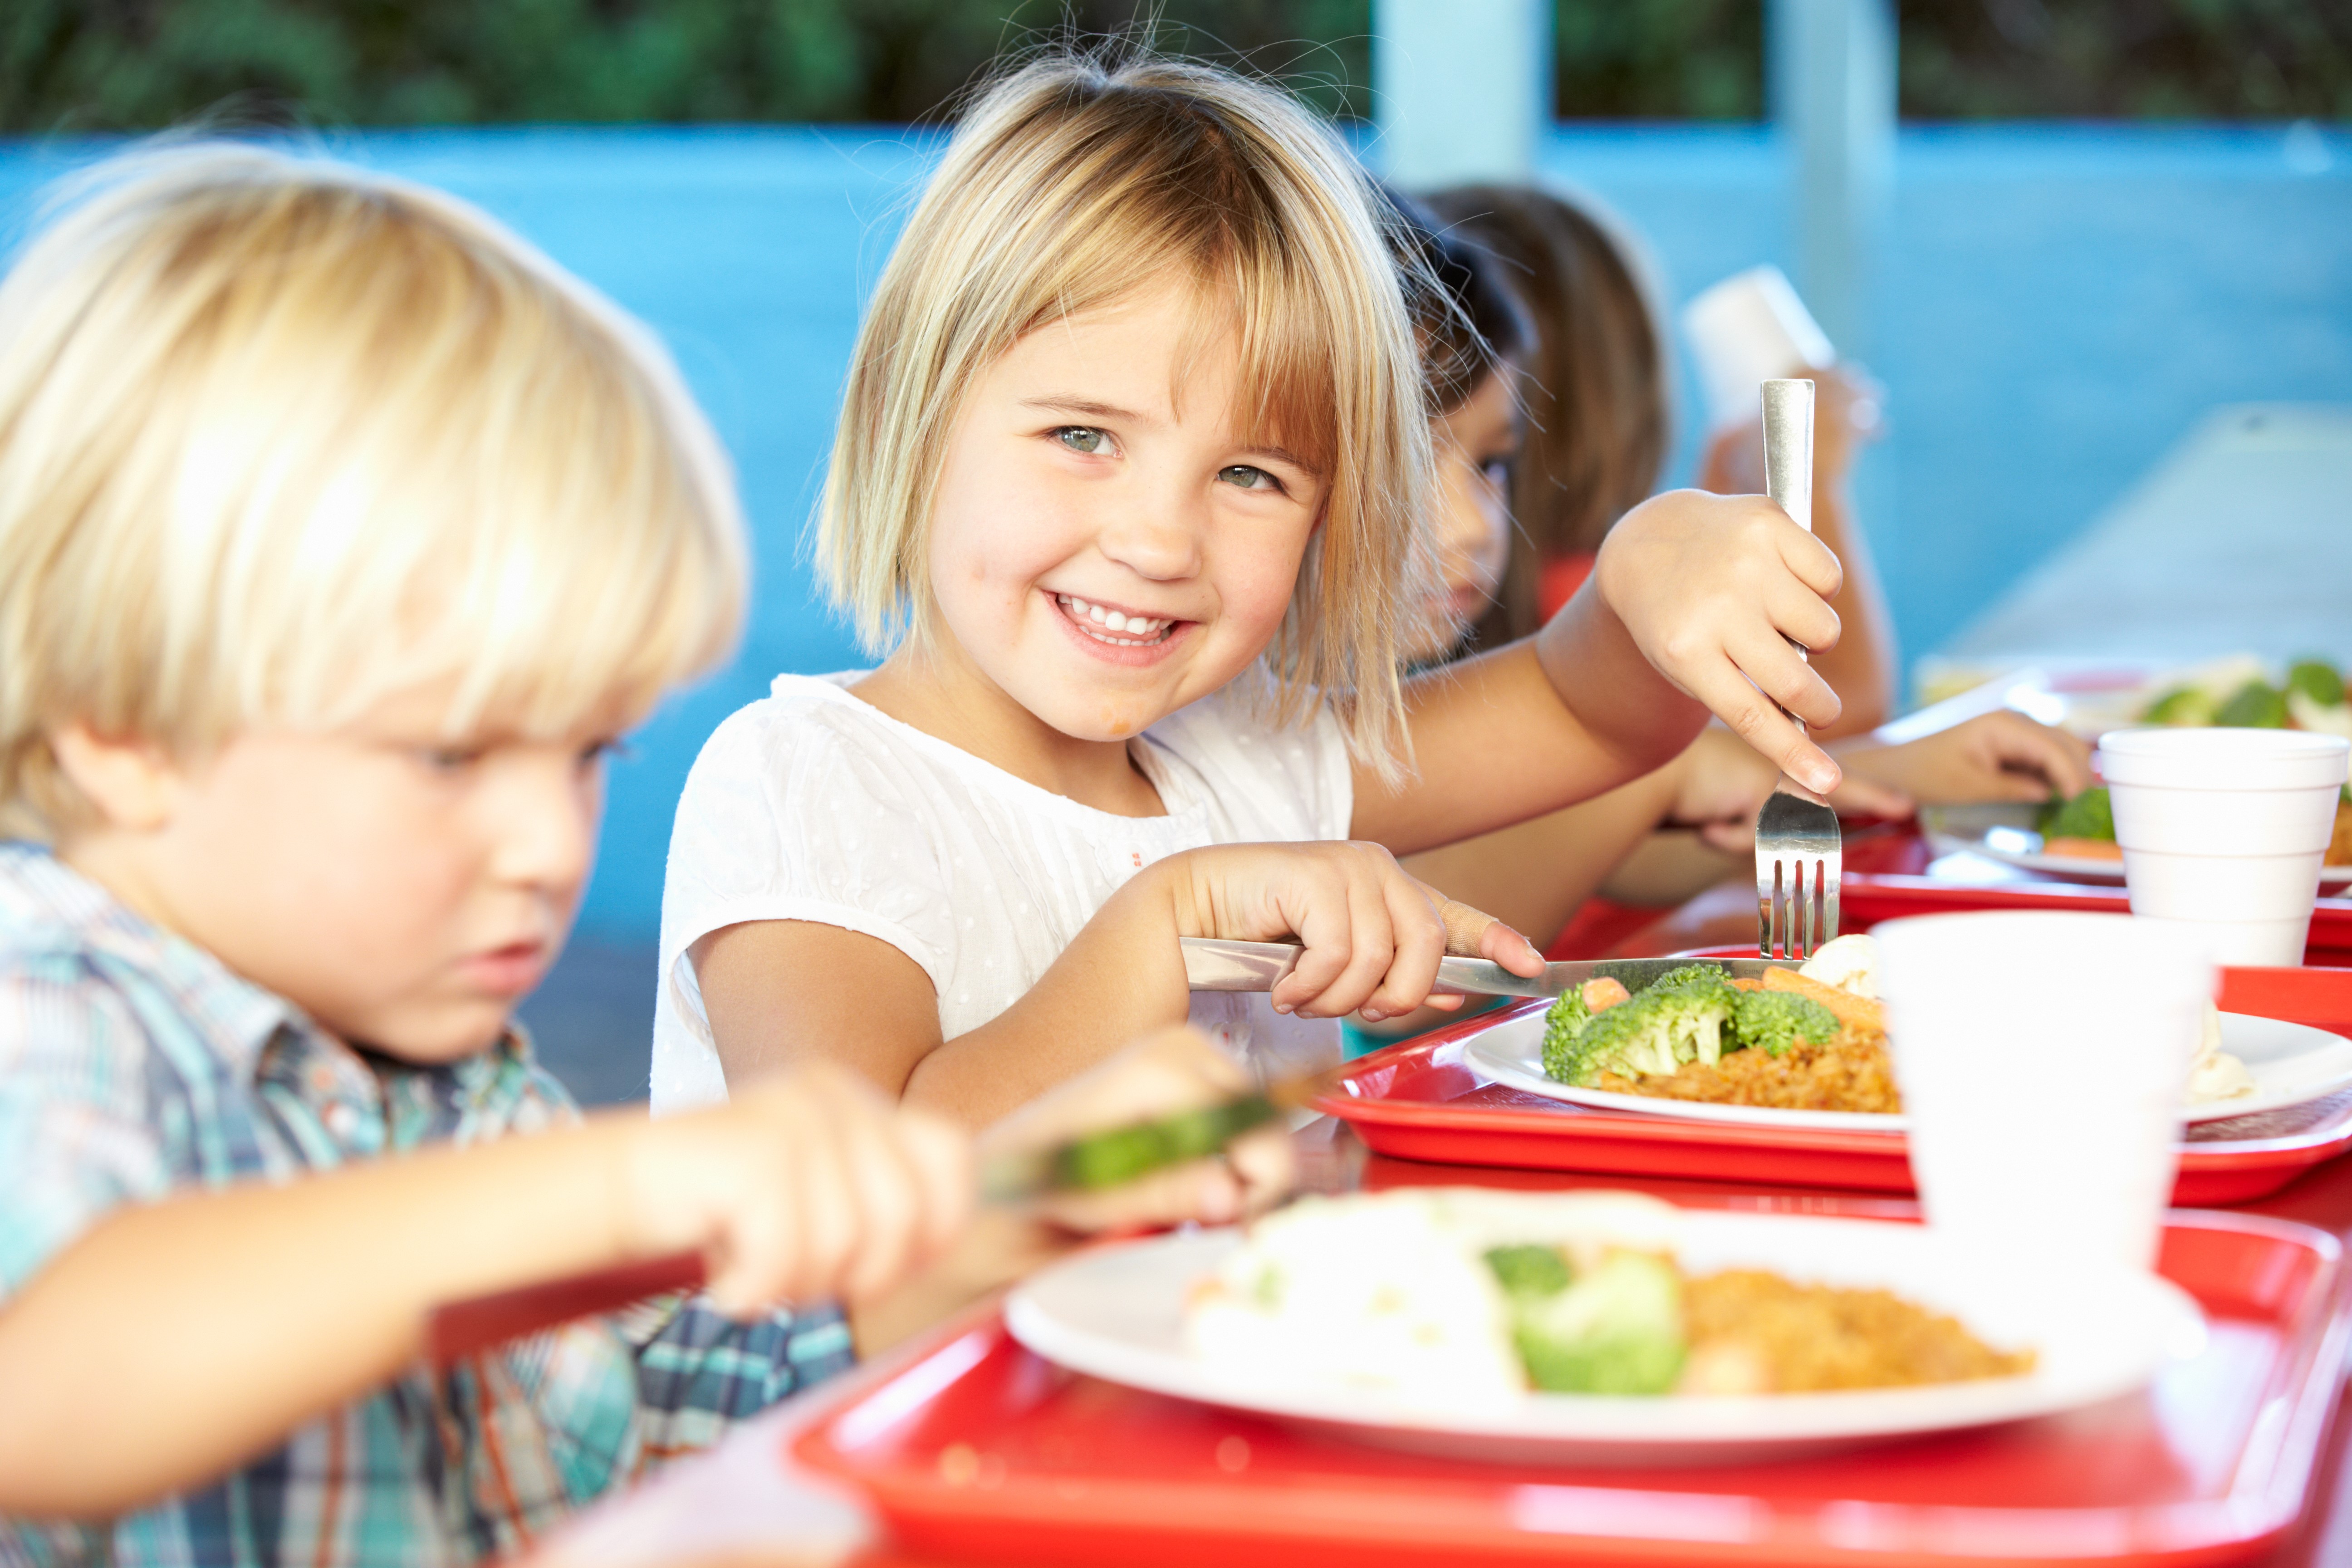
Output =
[
  {"x1": 816, "y1": 49, "x2": 1440, "y2": 773},
  {"x1": 0, "y1": 142, "x2": 748, "y2": 841}
]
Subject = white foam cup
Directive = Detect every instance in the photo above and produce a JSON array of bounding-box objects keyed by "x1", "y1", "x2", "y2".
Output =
[
  {"x1": 1680, "y1": 265, "x2": 1837, "y2": 433},
  {"x1": 1875, "y1": 911, "x2": 2215, "y2": 1280},
  {"x1": 2099, "y1": 728, "x2": 2350, "y2": 967}
]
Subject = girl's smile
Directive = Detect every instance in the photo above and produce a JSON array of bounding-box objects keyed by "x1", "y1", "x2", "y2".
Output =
[{"x1": 1049, "y1": 590, "x2": 1190, "y2": 662}]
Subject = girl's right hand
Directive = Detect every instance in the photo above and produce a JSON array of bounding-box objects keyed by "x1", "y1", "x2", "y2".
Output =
[
  {"x1": 625, "y1": 1063, "x2": 975, "y2": 1316},
  {"x1": 1161, "y1": 841, "x2": 1544, "y2": 1023}
]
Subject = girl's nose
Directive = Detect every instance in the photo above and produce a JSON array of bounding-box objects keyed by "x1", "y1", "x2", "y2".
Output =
[{"x1": 1096, "y1": 489, "x2": 1204, "y2": 582}]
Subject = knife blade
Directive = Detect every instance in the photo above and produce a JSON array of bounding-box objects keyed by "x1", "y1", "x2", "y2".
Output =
[{"x1": 1181, "y1": 936, "x2": 1790, "y2": 1000}]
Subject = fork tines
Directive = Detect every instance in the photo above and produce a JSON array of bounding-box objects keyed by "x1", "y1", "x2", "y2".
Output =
[{"x1": 1755, "y1": 782, "x2": 1842, "y2": 960}]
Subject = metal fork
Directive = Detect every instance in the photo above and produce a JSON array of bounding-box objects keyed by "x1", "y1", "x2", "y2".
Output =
[{"x1": 1754, "y1": 377, "x2": 1841, "y2": 960}]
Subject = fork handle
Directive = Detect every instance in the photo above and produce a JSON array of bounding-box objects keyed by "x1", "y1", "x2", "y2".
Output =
[
  {"x1": 1761, "y1": 377, "x2": 1818, "y2": 732},
  {"x1": 1762, "y1": 378, "x2": 1815, "y2": 539}
]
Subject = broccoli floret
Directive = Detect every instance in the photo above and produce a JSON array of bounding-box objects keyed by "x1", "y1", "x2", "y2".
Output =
[
  {"x1": 2037, "y1": 785, "x2": 2114, "y2": 843},
  {"x1": 1547, "y1": 985, "x2": 1733, "y2": 1085},
  {"x1": 1539, "y1": 987, "x2": 1591, "y2": 1075},
  {"x1": 2216, "y1": 680, "x2": 2289, "y2": 729},
  {"x1": 1728, "y1": 989, "x2": 1840, "y2": 1056},
  {"x1": 2141, "y1": 686, "x2": 2217, "y2": 726},
  {"x1": 2288, "y1": 658, "x2": 2348, "y2": 710},
  {"x1": 1484, "y1": 1244, "x2": 1573, "y2": 1298},
  {"x1": 1646, "y1": 963, "x2": 1738, "y2": 1000},
  {"x1": 1510, "y1": 1250, "x2": 1686, "y2": 1395}
]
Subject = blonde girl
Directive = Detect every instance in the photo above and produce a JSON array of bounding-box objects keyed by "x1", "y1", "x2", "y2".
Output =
[{"x1": 656, "y1": 50, "x2": 1854, "y2": 1123}]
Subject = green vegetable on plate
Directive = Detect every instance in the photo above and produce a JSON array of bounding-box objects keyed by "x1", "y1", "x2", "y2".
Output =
[
  {"x1": 1485, "y1": 1246, "x2": 1687, "y2": 1395},
  {"x1": 1539, "y1": 964, "x2": 1838, "y2": 1087},
  {"x1": 2141, "y1": 686, "x2": 2217, "y2": 726},
  {"x1": 2037, "y1": 785, "x2": 2115, "y2": 843},
  {"x1": 2215, "y1": 680, "x2": 2289, "y2": 729},
  {"x1": 2287, "y1": 658, "x2": 2348, "y2": 710}
]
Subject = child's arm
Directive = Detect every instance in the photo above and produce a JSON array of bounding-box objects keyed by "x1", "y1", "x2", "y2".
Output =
[
  {"x1": 0, "y1": 1066, "x2": 968, "y2": 1517},
  {"x1": 1357, "y1": 487, "x2": 1847, "y2": 856},
  {"x1": 850, "y1": 1025, "x2": 1294, "y2": 1357},
  {"x1": 696, "y1": 838, "x2": 1542, "y2": 1125}
]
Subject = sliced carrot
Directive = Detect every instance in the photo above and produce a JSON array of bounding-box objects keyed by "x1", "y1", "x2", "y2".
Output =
[
  {"x1": 1762, "y1": 966, "x2": 1886, "y2": 1034},
  {"x1": 1581, "y1": 976, "x2": 1632, "y2": 1012},
  {"x1": 2045, "y1": 837, "x2": 2124, "y2": 862},
  {"x1": 1729, "y1": 976, "x2": 1764, "y2": 992}
]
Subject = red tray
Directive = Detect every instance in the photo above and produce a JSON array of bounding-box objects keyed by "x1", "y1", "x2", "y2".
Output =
[
  {"x1": 792, "y1": 1208, "x2": 2350, "y2": 1567},
  {"x1": 1314, "y1": 965, "x2": 2352, "y2": 1205},
  {"x1": 1839, "y1": 828, "x2": 2352, "y2": 967}
]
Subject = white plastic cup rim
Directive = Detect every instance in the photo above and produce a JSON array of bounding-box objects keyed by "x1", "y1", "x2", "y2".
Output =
[{"x1": 2099, "y1": 726, "x2": 2351, "y2": 790}]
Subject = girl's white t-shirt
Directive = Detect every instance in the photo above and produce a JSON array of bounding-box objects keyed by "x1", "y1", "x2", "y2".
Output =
[{"x1": 650, "y1": 672, "x2": 1353, "y2": 1113}]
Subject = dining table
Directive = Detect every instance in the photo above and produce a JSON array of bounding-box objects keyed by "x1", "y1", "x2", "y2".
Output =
[
  {"x1": 534, "y1": 1130, "x2": 2352, "y2": 1568},
  {"x1": 530, "y1": 798, "x2": 2352, "y2": 1568}
]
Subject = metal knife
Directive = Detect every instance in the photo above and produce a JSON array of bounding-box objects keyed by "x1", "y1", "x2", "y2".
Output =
[{"x1": 1182, "y1": 936, "x2": 1788, "y2": 1000}]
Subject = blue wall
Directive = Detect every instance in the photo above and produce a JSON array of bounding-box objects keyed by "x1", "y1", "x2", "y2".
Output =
[{"x1": 2, "y1": 121, "x2": 2346, "y2": 944}]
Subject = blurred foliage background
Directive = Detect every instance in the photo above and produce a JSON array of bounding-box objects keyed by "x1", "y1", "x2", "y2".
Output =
[{"x1": 3, "y1": 0, "x2": 2347, "y2": 132}]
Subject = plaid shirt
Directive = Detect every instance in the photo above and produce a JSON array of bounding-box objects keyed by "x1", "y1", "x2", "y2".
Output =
[{"x1": 0, "y1": 844, "x2": 856, "y2": 1567}]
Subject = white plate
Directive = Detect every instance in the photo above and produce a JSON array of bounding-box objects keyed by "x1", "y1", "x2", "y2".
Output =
[
  {"x1": 1920, "y1": 802, "x2": 2352, "y2": 891},
  {"x1": 1004, "y1": 1212, "x2": 2206, "y2": 1465},
  {"x1": 1460, "y1": 1008, "x2": 2352, "y2": 1132}
]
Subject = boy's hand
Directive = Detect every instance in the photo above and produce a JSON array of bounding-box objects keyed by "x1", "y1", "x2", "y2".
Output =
[
  {"x1": 1163, "y1": 841, "x2": 1543, "y2": 1023},
  {"x1": 1839, "y1": 710, "x2": 2095, "y2": 805},
  {"x1": 1595, "y1": 489, "x2": 1845, "y2": 795},
  {"x1": 982, "y1": 1027, "x2": 1296, "y2": 1233},
  {"x1": 628, "y1": 1064, "x2": 974, "y2": 1316}
]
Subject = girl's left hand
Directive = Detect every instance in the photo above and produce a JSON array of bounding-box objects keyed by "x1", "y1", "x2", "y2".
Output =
[
  {"x1": 1594, "y1": 489, "x2": 1846, "y2": 794},
  {"x1": 1838, "y1": 710, "x2": 2095, "y2": 805},
  {"x1": 979, "y1": 1026, "x2": 1295, "y2": 1234}
]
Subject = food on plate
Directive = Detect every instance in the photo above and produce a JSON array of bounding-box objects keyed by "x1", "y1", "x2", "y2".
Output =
[
  {"x1": 2036, "y1": 786, "x2": 2124, "y2": 862},
  {"x1": 2288, "y1": 658, "x2": 2350, "y2": 711},
  {"x1": 1796, "y1": 930, "x2": 1882, "y2": 999},
  {"x1": 1541, "y1": 951, "x2": 1897, "y2": 1114},
  {"x1": 2037, "y1": 781, "x2": 2351, "y2": 868},
  {"x1": 1184, "y1": 1190, "x2": 2034, "y2": 1401},
  {"x1": 1538, "y1": 932, "x2": 2249, "y2": 1115},
  {"x1": 2142, "y1": 655, "x2": 2350, "y2": 741},
  {"x1": 2187, "y1": 1001, "x2": 2254, "y2": 1104},
  {"x1": 1680, "y1": 1271, "x2": 2034, "y2": 1394}
]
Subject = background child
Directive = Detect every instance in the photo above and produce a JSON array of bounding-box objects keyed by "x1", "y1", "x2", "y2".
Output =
[
  {"x1": 0, "y1": 144, "x2": 1279, "y2": 1561},
  {"x1": 1424, "y1": 181, "x2": 1897, "y2": 735},
  {"x1": 1384, "y1": 191, "x2": 2092, "y2": 956},
  {"x1": 659, "y1": 49, "x2": 1860, "y2": 1127}
]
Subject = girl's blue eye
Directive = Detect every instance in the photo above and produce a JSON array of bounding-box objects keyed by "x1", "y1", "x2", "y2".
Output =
[
  {"x1": 421, "y1": 746, "x2": 482, "y2": 773},
  {"x1": 1055, "y1": 427, "x2": 1107, "y2": 455},
  {"x1": 1220, "y1": 464, "x2": 1279, "y2": 492},
  {"x1": 578, "y1": 738, "x2": 628, "y2": 772}
]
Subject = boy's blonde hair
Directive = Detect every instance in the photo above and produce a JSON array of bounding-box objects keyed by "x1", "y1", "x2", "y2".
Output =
[
  {"x1": 816, "y1": 50, "x2": 1438, "y2": 770},
  {"x1": 0, "y1": 143, "x2": 748, "y2": 841}
]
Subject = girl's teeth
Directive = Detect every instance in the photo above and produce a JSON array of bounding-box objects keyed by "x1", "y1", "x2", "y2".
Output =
[{"x1": 1057, "y1": 593, "x2": 1168, "y2": 642}]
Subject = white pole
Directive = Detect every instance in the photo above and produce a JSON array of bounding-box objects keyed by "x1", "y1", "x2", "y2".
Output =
[
  {"x1": 1768, "y1": 0, "x2": 1895, "y2": 360},
  {"x1": 1372, "y1": 0, "x2": 1552, "y2": 189}
]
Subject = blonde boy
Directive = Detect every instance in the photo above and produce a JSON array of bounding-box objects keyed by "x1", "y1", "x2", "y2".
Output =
[{"x1": 0, "y1": 145, "x2": 992, "y2": 1563}]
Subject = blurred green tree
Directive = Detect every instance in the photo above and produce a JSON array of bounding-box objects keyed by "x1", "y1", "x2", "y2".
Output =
[{"x1": 2, "y1": 0, "x2": 2344, "y2": 132}]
